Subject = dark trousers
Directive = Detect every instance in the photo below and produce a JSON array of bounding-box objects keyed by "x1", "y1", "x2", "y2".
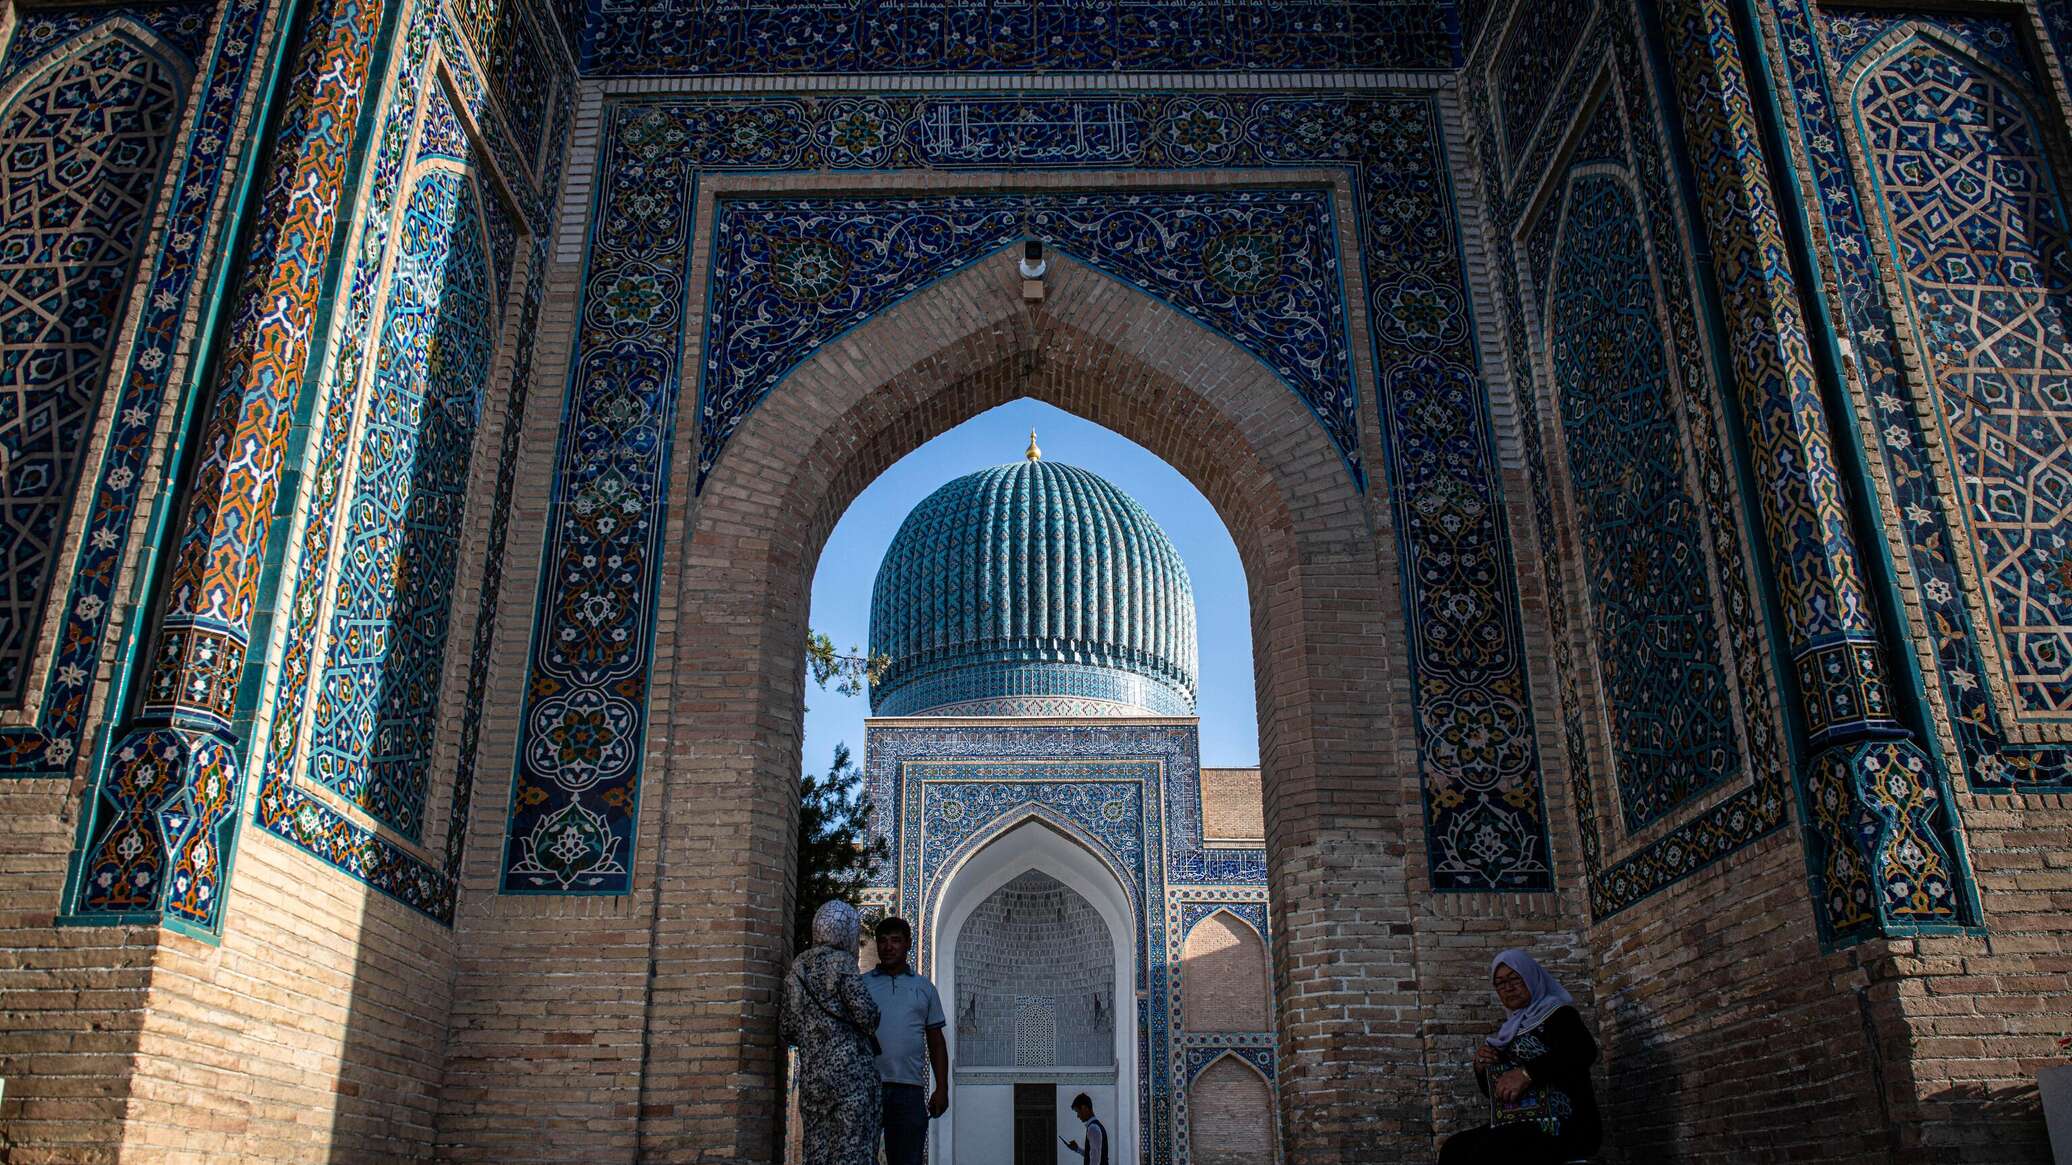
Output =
[
  {"x1": 1438, "y1": 1123, "x2": 1582, "y2": 1165},
  {"x1": 881, "y1": 1082, "x2": 928, "y2": 1165}
]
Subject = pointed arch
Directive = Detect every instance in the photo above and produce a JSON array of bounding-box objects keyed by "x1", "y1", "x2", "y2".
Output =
[
  {"x1": 1838, "y1": 19, "x2": 2072, "y2": 729},
  {"x1": 926, "y1": 804, "x2": 1144, "y2": 948},
  {"x1": 0, "y1": 20, "x2": 189, "y2": 705},
  {"x1": 932, "y1": 817, "x2": 1140, "y2": 1165},
  {"x1": 630, "y1": 237, "x2": 1419, "y2": 1152},
  {"x1": 1181, "y1": 908, "x2": 1271, "y2": 1033},
  {"x1": 1188, "y1": 1051, "x2": 1278, "y2": 1165}
]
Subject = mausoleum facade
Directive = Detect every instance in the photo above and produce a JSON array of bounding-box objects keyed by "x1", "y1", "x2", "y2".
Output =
[
  {"x1": 0, "y1": 0, "x2": 2067, "y2": 1160},
  {"x1": 857, "y1": 452, "x2": 1277, "y2": 1164}
]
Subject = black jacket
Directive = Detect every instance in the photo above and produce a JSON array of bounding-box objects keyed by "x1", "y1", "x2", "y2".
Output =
[{"x1": 1475, "y1": 1005, "x2": 1601, "y2": 1152}]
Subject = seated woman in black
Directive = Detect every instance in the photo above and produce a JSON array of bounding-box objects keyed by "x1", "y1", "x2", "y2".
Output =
[{"x1": 1438, "y1": 948, "x2": 1601, "y2": 1164}]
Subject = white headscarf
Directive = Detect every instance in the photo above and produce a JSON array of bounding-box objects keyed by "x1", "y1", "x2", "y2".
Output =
[
  {"x1": 810, "y1": 900, "x2": 861, "y2": 954},
  {"x1": 1485, "y1": 948, "x2": 1575, "y2": 1048}
]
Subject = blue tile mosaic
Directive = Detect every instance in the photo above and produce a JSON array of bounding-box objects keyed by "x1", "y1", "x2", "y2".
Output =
[
  {"x1": 581, "y1": 0, "x2": 1459, "y2": 78},
  {"x1": 305, "y1": 167, "x2": 500, "y2": 840},
  {"x1": 1490, "y1": 0, "x2": 1593, "y2": 172},
  {"x1": 0, "y1": 25, "x2": 190, "y2": 706},
  {"x1": 1774, "y1": 6, "x2": 2072, "y2": 794},
  {"x1": 514, "y1": 91, "x2": 1555, "y2": 897},
  {"x1": 1464, "y1": 7, "x2": 1795, "y2": 918},
  {"x1": 242, "y1": 0, "x2": 561, "y2": 922},
  {"x1": 700, "y1": 191, "x2": 1358, "y2": 492},
  {"x1": 1544, "y1": 172, "x2": 1739, "y2": 831}
]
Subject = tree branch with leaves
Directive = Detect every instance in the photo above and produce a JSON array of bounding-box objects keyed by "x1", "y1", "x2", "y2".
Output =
[{"x1": 793, "y1": 632, "x2": 893, "y2": 950}]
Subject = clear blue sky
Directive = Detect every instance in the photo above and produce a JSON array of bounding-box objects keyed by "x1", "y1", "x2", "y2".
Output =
[{"x1": 803, "y1": 398, "x2": 1260, "y2": 771}]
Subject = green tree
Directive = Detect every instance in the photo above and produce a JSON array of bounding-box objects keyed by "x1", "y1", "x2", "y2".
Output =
[
  {"x1": 805, "y1": 630, "x2": 889, "y2": 696},
  {"x1": 794, "y1": 632, "x2": 892, "y2": 950},
  {"x1": 794, "y1": 741, "x2": 889, "y2": 951}
]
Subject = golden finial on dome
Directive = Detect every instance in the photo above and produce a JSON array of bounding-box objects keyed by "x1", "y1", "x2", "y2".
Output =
[{"x1": 1026, "y1": 428, "x2": 1042, "y2": 462}]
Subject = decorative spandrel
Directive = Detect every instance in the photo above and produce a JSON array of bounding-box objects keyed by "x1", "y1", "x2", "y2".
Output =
[
  {"x1": 1547, "y1": 174, "x2": 1738, "y2": 831},
  {"x1": 307, "y1": 168, "x2": 500, "y2": 840},
  {"x1": 0, "y1": 36, "x2": 182, "y2": 704}
]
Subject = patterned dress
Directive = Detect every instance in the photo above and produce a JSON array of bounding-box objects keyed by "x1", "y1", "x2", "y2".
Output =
[
  {"x1": 782, "y1": 944, "x2": 883, "y2": 1165},
  {"x1": 1439, "y1": 1005, "x2": 1601, "y2": 1164}
]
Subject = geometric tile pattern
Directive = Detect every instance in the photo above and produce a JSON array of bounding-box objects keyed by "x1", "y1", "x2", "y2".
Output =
[
  {"x1": 581, "y1": 0, "x2": 1459, "y2": 77},
  {"x1": 1545, "y1": 172, "x2": 1738, "y2": 831},
  {"x1": 0, "y1": 36, "x2": 183, "y2": 705},
  {"x1": 1850, "y1": 27, "x2": 2072, "y2": 721},
  {"x1": 1775, "y1": 4, "x2": 2072, "y2": 796},
  {"x1": 71, "y1": 0, "x2": 564, "y2": 927},
  {"x1": 1490, "y1": 0, "x2": 1592, "y2": 171},
  {"x1": 0, "y1": 3, "x2": 217, "y2": 778},
  {"x1": 1806, "y1": 738, "x2": 1964, "y2": 933},
  {"x1": 1654, "y1": 0, "x2": 1897, "y2": 745},
  {"x1": 72, "y1": 0, "x2": 395, "y2": 927},
  {"x1": 520, "y1": 91, "x2": 1553, "y2": 895},
  {"x1": 0, "y1": 5, "x2": 210, "y2": 87},
  {"x1": 141, "y1": 0, "x2": 392, "y2": 729},
  {"x1": 1465, "y1": 3, "x2": 1788, "y2": 918},
  {"x1": 2049, "y1": 1, "x2": 2072, "y2": 93},
  {"x1": 306, "y1": 167, "x2": 499, "y2": 840},
  {"x1": 246, "y1": 0, "x2": 557, "y2": 923},
  {"x1": 73, "y1": 727, "x2": 239, "y2": 925},
  {"x1": 198, "y1": 0, "x2": 571, "y2": 924},
  {"x1": 1639, "y1": 0, "x2": 1975, "y2": 938},
  {"x1": 447, "y1": 0, "x2": 559, "y2": 181}
]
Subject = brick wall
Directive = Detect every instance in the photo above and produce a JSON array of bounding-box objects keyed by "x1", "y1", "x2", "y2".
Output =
[
  {"x1": 1189, "y1": 1056, "x2": 1276, "y2": 1165},
  {"x1": 1199, "y1": 769, "x2": 1265, "y2": 843},
  {"x1": 1181, "y1": 912, "x2": 1270, "y2": 1034}
]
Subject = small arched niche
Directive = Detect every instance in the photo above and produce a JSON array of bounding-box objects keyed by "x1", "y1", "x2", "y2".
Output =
[
  {"x1": 1182, "y1": 910, "x2": 1270, "y2": 1033},
  {"x1": 954, "y1": 870, "x2": 1116, "y2": 1068},
  {"x1": 1189, "y1": 1054, "x2": 1277, "y2": 1165}
]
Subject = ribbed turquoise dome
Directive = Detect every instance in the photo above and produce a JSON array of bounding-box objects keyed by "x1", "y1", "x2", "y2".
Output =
[{"x1": 869, "y1": 457, "x2": 1198, "y2": 717}]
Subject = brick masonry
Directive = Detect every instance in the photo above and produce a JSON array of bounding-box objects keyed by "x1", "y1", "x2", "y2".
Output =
[
  {"x1": 1199, "y1": 769, "x2": 1265, "y2": 844},
  {"x1": 1187, "y1": 1056, "x2": 1276, "y2": 1165},
  {"x1": 1181, "y1": 912, "x2": 1270, "y2": 1035},
  {"x1": 0, "y1": 0, "x2": 2068, "y2": 1161}
]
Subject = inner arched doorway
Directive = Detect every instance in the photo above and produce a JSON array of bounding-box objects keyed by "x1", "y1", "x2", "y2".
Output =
[
  {"x1": 931, "y1": 820, "x2": 1139, "y2": 1165},
  {"x1": 659, "y1": 237, "x2": 1425, "y2": 1160}
]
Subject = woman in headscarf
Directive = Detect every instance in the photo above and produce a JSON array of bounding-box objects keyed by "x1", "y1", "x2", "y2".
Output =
[
  {"x1": 782, "y1": 900, "x2": 883, "y2": 1165},
  {"x1": 1438, "y1": 948, "x2": 1601, "y2": 1164}
]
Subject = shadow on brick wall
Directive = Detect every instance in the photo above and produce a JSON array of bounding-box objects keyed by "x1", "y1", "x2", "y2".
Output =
[{"x1": 1601, "y1": 990, "x2": 1682, "y2": 1164}]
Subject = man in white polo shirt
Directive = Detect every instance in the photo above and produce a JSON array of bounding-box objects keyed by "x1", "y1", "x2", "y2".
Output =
[{"x1": 861, "y1": 916, "x2": 947, "y2": 1165}]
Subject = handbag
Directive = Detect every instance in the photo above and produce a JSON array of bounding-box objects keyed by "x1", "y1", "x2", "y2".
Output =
[
  {"x1": 796, "y1": 966, "x2": 882, "y2": 1057},
  {"x1": 1486, "y1": 1057, "x2": 1564, "y2": 1136}
]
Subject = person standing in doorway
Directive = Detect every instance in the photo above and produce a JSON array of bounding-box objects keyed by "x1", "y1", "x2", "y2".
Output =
[
  {"x1": 780, "y1": 901, "x2": 882, "y2": 1165},
  {"x1": 1065, "y1": 1093, "x2": 1107, "y2": 1165},
  {"x1": 862, "y1": 916, "x2": 948, "y2": 1165}
]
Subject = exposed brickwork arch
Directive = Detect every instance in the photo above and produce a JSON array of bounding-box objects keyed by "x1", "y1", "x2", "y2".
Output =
[
  {"x1": 641, "y1": 243, "x2": 1426, "y2": 1161},
  {"x1": 1183, "y1": 909, "x2": 1271, "y2": 1033},
  {"x1": 1189, "y1": 1053, "x2": 1278, "y2": 1165}
]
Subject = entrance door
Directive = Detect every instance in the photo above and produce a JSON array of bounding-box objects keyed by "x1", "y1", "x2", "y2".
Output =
[{"x1": 1013, "y1": 1082, "x2": 1055, "y2": 1165}]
